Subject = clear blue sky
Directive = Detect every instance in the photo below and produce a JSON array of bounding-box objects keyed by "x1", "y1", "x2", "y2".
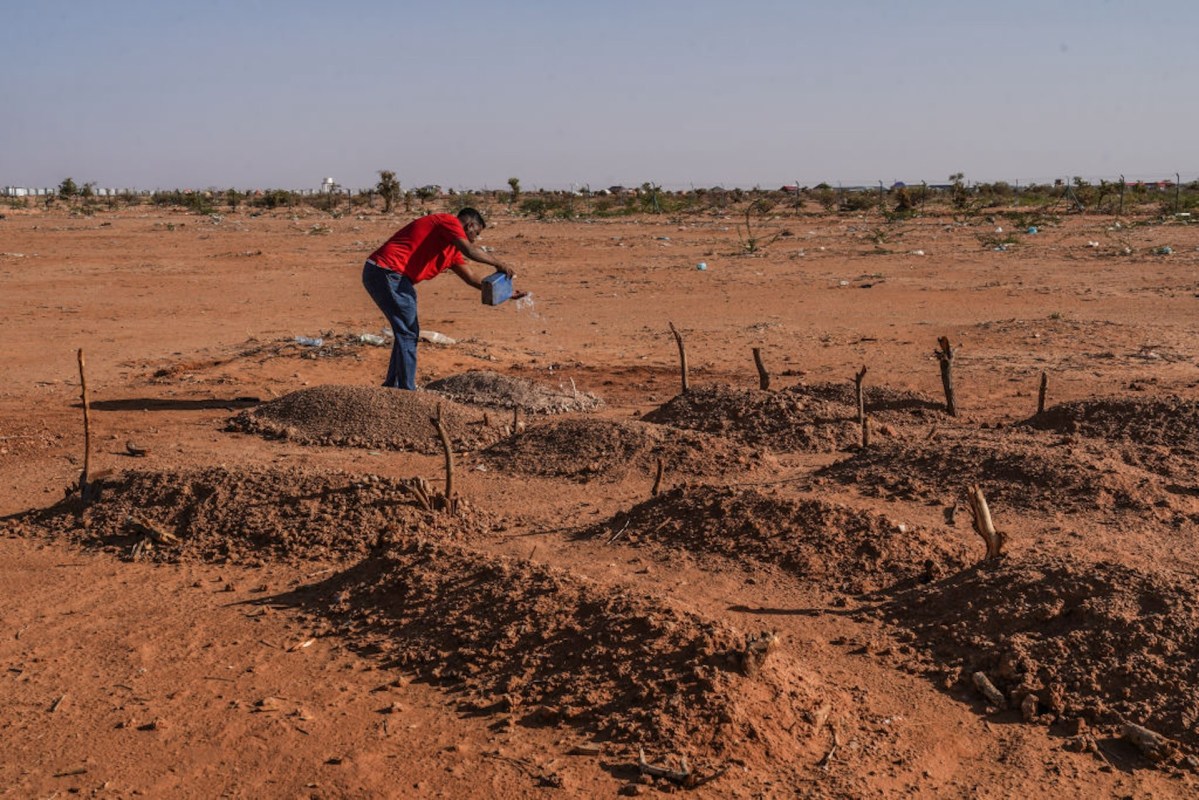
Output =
[{"x1": 3, "y1": 0, "x2": 1195, "y2": 191}]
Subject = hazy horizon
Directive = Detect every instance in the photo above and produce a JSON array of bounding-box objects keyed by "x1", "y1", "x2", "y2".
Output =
[{"x1": 6, "y1": 1, "x2": 1197, "y2": 192}]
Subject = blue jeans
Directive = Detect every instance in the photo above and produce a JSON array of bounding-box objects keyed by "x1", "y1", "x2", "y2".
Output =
[{"x1": 362, "y1": 262, "x2": 419, "y2": 389}]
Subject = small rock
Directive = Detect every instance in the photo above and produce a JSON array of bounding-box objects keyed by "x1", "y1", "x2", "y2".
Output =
[
  {"x1": 254, "y1": 697, "x2": 283, "y2": 712},
  {"x1": 619, "y1": 783, "x2": 646, "y2": 796}
]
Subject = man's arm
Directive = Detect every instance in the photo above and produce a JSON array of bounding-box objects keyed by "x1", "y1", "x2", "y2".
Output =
[
  {"x1": 449, "y1": 262, "x2": 485, "y2": 290},
  {"x1": 453, "y1": 237, "x2": 517, "y2": 278},
  {"x1": 449, "y1": 263, "x2": 529, "y2": 299}
]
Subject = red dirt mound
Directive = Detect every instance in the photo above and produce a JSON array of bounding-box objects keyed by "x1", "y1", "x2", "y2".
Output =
[
  {"x1": 3, "y1": 467, "x2": 482, "y2": 564},
  {"x1": 815, "y1": 433, "x2": 1177, "y2": 519},
  {"x1": 642, "y1": 385, "x2": 862, "y2": 452},
  {"x1": 789, "y1": 381, "x2": 948, "y2": 424},
  {"x1": 586, "y1": 485, "x2": 970, "y2": 593},
  {"x1": 877, "y1": 555, "x2": 1199, "y2": 757},
  {"x1": 226, "y1": 385, "x2": 504, "y2": 453},
  {"x1": 426, "y1": 370, "x2": 603, "y2": 414},
  {"x1": 481, "y1": 418, "x2": 776, "y2": 482},
  {"x1": 1022, "y1": 395, "x2": 1199, "y2": 476},
  {"x1": 303, "y1": 534, "x2": 824, "y2": 768}
]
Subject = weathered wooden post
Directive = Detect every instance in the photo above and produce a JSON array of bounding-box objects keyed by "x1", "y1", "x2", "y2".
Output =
[
  {"x1": 935, "y1": 337, "x2": 957, "y2": 416},
  {"x1": 668, "y1": 322, "x2": 689, "y2": 394},
  {"x1": 752, "y1": 347, "x2": 770, "y2": 391},
  {"x1": 431, "y1": 404, "x2": 457, "y2": 513},
  {"x1": 651, "y1": 458, "x2": 664, "y2": 497},
  {"x1": 967, "y1": 485, "x2": 1006, "y2": 561},
  {"x1": 1037, "y1": 371, "x2": 1048, "y2": 415},
  {"x1": 854, "y1": 365, "x2": 869, "y2": 448},
  {"x1": 77, "y1": 348, "x2": 92, "y2": 499}
]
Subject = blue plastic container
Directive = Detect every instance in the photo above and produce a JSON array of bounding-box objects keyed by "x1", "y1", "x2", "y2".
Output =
[{"x1": 482, "y1": 272, "x2": 513, "y2": 305}]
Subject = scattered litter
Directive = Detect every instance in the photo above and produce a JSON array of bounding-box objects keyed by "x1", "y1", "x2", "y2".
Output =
[
  {"x1": 358, "y1": 333, "x2": 387, "y2": 346},
  {"x1": 1154, "y1": 246, "x2": 1173, "y2": 255},
  {"x1": 1027, "y1": 226, "x2": 1038, "y2": 234},
  {"x1": 995, "y1": 227, "x2": 1004, "y2": 234},
  {"x1": 1087, "y1": 241, "x2": 1100, "y2": 248},
  {"x1": 294, "y1": 336, "x2": 324, "y2": 347},
  {"x1": 910, "y1": 249, "x2": 925, "y2": 256},
  {"x1": 993, "y1": 245, "x2": 1008, "y2": 252},
  {"x1": 419, "y1": 330, "x2": 456, "y2": 345},
  {"x1": 696, "y1": 262, "x2": 708, "y2": 271}
]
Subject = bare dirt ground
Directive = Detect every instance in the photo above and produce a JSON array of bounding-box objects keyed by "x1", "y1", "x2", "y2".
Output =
[{"x1": 2, "y1": 203, "x2": 1199, "y2": 798}]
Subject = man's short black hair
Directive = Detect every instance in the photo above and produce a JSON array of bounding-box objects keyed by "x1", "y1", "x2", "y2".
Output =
[{"x1": 457, "y1": 207, "x2": 486, "y2": 229}]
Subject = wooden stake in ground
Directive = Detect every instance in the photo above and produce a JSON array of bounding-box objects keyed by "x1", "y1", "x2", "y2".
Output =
[
  {"x1": 431, "y1": 404, "x2": 457, "y2": 513},
  {"x1": 668, "y1": 321, "x2": 689, "y2": 394},
  {"x1": 651, "y1": 457, "x2": 664, "y2": 497},
  {"x1": 1037, "y1": 371, "x2": 1048, "y2": 415},
  {"x1": 854, "y1": 365, "x2": 869, "y2": 447},
  {"x1": 935, "y1": 336, "x2": 957, "y2": 416},
  {"x1": 966, "y1": 484, "x2": 1006, "y2": 561},
  {"x1": 853, "y1": 365, "x2": 867, "y2": 426},
  {"x1": 77, "y1": 348, "x2": 92, "y2": 498},
  {"x1": 752, "y1": 347, "x2": 770, "y2": 391}
]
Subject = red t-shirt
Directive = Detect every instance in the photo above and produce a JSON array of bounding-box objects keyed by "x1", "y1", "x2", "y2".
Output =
[{"x1": 368, "y1": 213, "x2": 467, "y2": 283}]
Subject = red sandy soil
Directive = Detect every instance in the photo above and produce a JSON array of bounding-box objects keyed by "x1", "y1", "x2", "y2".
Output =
[{"x1": 3, "y1": 203, "x2": 1199, "y2": 798}]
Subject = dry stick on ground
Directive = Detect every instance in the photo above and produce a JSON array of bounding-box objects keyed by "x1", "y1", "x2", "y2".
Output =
[
  {"x1": 1122, "y1": 723, "x2": 1176, "y2": 762},
  {"x1": 752, "y1": 347, "x2": 770, "y2": 390},
  {"x1": 972, "y1": 671, "x2": 1007, "y2": 708},
  {"x1": 402, "y1": 477, "x2": 434, "y2": 512},
  {"x1": 935, "y1": 336, "x2": 957, "y2": 416},
  {"x1": 77, "y1": 348, "x2": 92, "y2": 498},
  {"x1": 1037, "y1": 371, "x2": 1048, "y2": 415},
  {"x1": 651, "y1": 457, "x2": 664, "y2": 497},
  {"x1": 431, "y1": 404, "x2": 457, "y2": 513},
  {"x1": 637, "y1": 747, "x2": 692, "y2": 786},
  {"x1": 511, "y1": 406, "x2": 521, "y2": 435},
  {"x1": 668, "y1": 321, "x2": 689, "y2": 394},
  {"x1": 967, "y1": 484, "x2": 1006, "y2": 560}
]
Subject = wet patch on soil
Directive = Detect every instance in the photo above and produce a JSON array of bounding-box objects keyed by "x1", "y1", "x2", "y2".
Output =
[
  {"x1": 3, "y1": 467, "x2": 483, "y2": 564},
  {"x1": 226, "y1": 385, "x2": 504, "y2": 453},
  {"x1": 876, "y1": 555, "x2": 1199, "y2": 757},
  {"x1": 481, "y1": 418, "x2": 776, "y2": 482},
  {"x1": 426, "y1": 370, "x2": 603, "y2": 415},
  {"x1": 585, "y1": 485, "x2": 970, "y2": 593}
]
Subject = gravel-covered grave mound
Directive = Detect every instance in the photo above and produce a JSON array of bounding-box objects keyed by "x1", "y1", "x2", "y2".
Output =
[
  {"x1": 2, "y1": 467, "x2": 482, "y2": 565},
  {"x1": 481, "y1": 418, "x2": 777, "y2": 482},
  {"x1": 227, "y1": 385, "x2": 504, "y2": 453},
  {"x1": 586, "y1": 485, "x2": 969, "y2": 593},
  {"x1": 426, "y1": 370, "x2": 603, "y2": 414},
  {"x1": 816, "y1": 434, "x2": 1165, "y2": 517},
  {"x1": 877, "y1": 555, "x2": 1199, "y2": 759},
  {"x1": 642, "y1": 385, "x2": 864, "y2": 452},
  {"x1": 1022, "y1": 396, "x2": 1199, "y2": 474},
  {"x1": 302, "y1": 533, "x2": 824, "y2": 765}
]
